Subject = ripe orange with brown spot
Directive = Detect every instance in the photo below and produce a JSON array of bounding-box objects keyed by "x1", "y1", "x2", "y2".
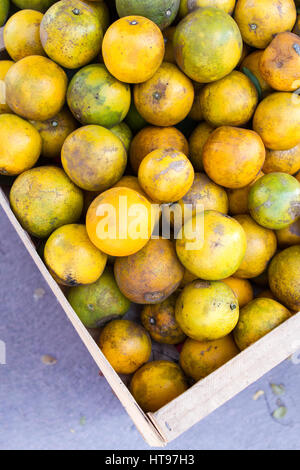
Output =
[
  {"x1": 114, "y1": 238, "x2": 184, "y2": 304},
  {"x1": 234, "y1": 215, "x2": 277, "y2": 279},
  {"x1": 138, "y1": 148, "x2": 194, "y2": 203},
  {"x1": 99, "y1": 319, "x2": 151, "y2": 374},
  {"x1": 222, "y1": 277, "x2": 253, "y2": 308},
  {"x1": 260, "y1": 32, "x2": 300, "y2": 92},
  {"x1": 203, "y1": 126, "x2": 265, "y2": 189},
  {"x1": 134, "y1": 62, "x2": 194, "y2": 127},
  {"x1": 102, "y1": 16, "x2": 164, "y2": 84},
  {"x1": 180, "y1": 335, "x2": 239, "y2": 381},
  {"x1": 130, "y1": 126, "x2": 188, "y2": 174},
  {"x1": 130, "y1": 360, "x2": 188, "y2": 412},
  {"x1": 276, "y1": 220, "x2": 300, "y2": 247},
  {"x1": 141, "y1": 294, "x2": 186, "y2": 345}
]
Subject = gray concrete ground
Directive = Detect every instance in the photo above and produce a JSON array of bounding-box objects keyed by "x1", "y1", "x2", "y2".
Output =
[{"x1": 0, "y1": 205, "x2": 300, "y2": 450}]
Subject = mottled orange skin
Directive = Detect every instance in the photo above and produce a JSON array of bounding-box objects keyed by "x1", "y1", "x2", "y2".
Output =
[
  {"x1": 30, "y1": 108, "x2": 78, "y2": 160},
  {"x1": 228, "y1": 171, "x2": 264, "y2": 216},
  {"x1": 180, "y1": 335, "x2": 239, "y2": 381},
  {"x1": 234, "y1": 0, "x2": 296, "y2": 49},
  {"x1": 222, "y1": 277, "x2": 254, "y2": 308},
  {"x1": 173, "y1": 7, "x2": 242, "y2": 83},
  {"x1": 253, "y1": 93, "x2": 300, "y2": 151},
  {"x1": 234, "y1": 215, "x2": 277, "y2": 279},
  {"x1": 134, "y1": 62, "x2": 194, "y2": 127},
  {"x1": 199, "y1": 71, "x2": 258, "y2": 127},
  {"x1": 188, "y1": 82, "x2": 204, "y2": 121},
  {"x1": 138, "y1": 148, "x2": 194, "y2": 204},
  {"x1": 234, "y1": 298, "x2": 291, "y2": 350},
  {"x1": 176, "y1": 211, "x2": 247, "y2": 281},
  {"x1": 0, "y1": 61, "x2": 14, "y2": 114},
  {"x1": 81, "y1": 0, "x2": 110, "y2": 31},
  {"x1": 260, "y1": 33, "x2": 300, "y2": 92},
  {"x1": 141, "y1": 294, "x2": 186, "y2": 345},
  {"x1": 130, "y1": 360, "x2": 188, "y2": 413},
  {"x1": 102, "y1": 16, "x2": 165, "y2": 84},
  {"x1": 44, "y1": 224, "x2": 107, "y2": 286},
  {"x1": 240, "y1": 50, "x2": 273, "y2": 97},
  {"x1": 0, "y1": 114, "x2": 42, "y2": 176},
  {"x1": 189, "y1": 122, "x2": 215, "y2": 172},
  {"x1": 86, "y1": 187, "x2": 154, "y2": 257},
  {"x1": 269, "y1": 246, "x2": 300, "y2": 312},
  {"x1": 61, "y1": 125, "x2": 127, "y2": 192},
  {"x1": 276, "y1": 219, "x2": 300, "y2": 247},
  {"x1": 130, "y1": 126, "x2": 188, "y2": 174},
  {"x1": 175, "y1": 280, "x2": 239, "y2": 341},
  {"x1": 263, "y1": 144, "x2": 300, "y2": 175},
  {"x1": 99, "y1": 319, "x2": 151, "y2": 374},
  {"x1": 4, "y1": 10, "x2": 45, "y2": 62},
  {"x1": 203, "y1": 126, "x2": 266, "y2": 189},
  {"x1": 163, "y1": 27, "x2": 176, "y2": 64},
  {"x1": 172, "y1": 173, "x2": 228, "y2": 231},
  {"x1": 114, "y1": 238, "x2": 184, "y2": 304},
  {"x1": 40, "y1": 0, "x2": 103, "y2": 69},
  {"x1": 5, "y1": 56, "x2": 67, "y2": 121}
]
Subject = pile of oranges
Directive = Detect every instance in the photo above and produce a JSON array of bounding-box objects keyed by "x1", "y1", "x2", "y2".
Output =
[{"x1": 0, "y1": 0, "x2": 300, "y2": 413}]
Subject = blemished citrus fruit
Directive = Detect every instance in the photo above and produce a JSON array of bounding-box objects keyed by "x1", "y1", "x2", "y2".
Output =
[
  {"x1": 40, "y1": 0, "x2": 103, "y2": 69},
  {"x1": 99, "y1": 319, "x2": 151, "y2": 374},
  {"x1": 68, "y1": 266, "x2": 131, "y2": 329},
  {"x1": 222, "y1": 277, "x2": 253, "y2": 308},
  {"x1": 10, "y1": 166, "x2": 83, "y2": 238},
  {"x1": 114, "y1": 238, "x2": 184, "y2": 304},
  {"x1": 180, "y1": 335, "x2": 239, "y2": 381},
  {"x1": 44, "y1": 224, "x2": 107, "y2": 286},
  {"x1": 175, "y1": 280, "x2": 239, "y2": 341},
  {"x1": 130, "y1": 360, "x2": 188, "y2": 412},
  {"x1": 0, "y1": 61, "x2": 14, "y2": 115},
  {"x1": 0, "y1": 114, "x2": 42, "y2": 176},
  {"x1": 116, "y1": 0, "x2": 180, "y2": 30}
]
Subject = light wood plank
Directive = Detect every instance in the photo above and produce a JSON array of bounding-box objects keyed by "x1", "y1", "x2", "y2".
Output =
[
  {"x1": 0, "y1": 188, "x2": 166, "y2": 447},
  {"x1": 149, "y1": 312, "x2": 300, "y2": 442}
]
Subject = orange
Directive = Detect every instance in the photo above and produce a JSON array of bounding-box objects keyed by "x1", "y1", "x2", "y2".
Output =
[
  {"x1": 234, "y1": 214, "x2": 277, "y2": 279},
  {"x1": 99, "y1": 319, "x2": 151, "y2": 374},
  {"x1": 102, "y1": 16, "x2": 164, "y2": 84},
  {"x1": 0, "y1": 61, "x2": 14, "y2": 115},
  {"x1": 5, "y1": 56, "x2": 67, "y2": 121},
  {"x1": 114, "y1": 238, "x2": 184, "y2": 304},
  {"x1": 130, "y1": 360, "x2": 188, "y2": 412},
  {"x1": 138, "y1": 148, "x2": 194, "y2": 203},
  {"x1": 141, "y1": 294, "x2": 186, "y2": 345},
  {"x1": 61, "y1": 125, "x2": 127, "y2": 192},
  {"x1": 180, "y1": 335, "x2": 239, "y2": 381},
  {"x1": 228, "y1": 171, "x2": 264, "y2": 216},
  {"x1": 86, "y1": 187, "x2": 154, "y2": 257},
  {"x1": 179, "y1": 0, "x2": 236, "y2": 17},
  {"x1": 44, "y1": 224, "x2": 107, "y2": 286},
  {"x1": 276, "y1": 220, "x2": 300, "y2": 247},
  {"x1": 0, "y1": 114, "x2": 41, "y2": 176},
  {"x1": 163, "y1": 26, "x2": 176, "y2": 64},
  {"x1": 130, "y1": 126, "x2": 188, "y2": 174},
  {"x1": 240, "y1": 50, "x2": 273, "y2": 98},
  {"x1": 188, "y1": 82, "x2": 204, "y2": 121},
  {"x1": 260, "y1": 32, "x2": 300, "y2": 92},
  {"x1": 134, "y1": 62, "x2": 194, "y2": 127},
  {"x1": 234, "y1": 0, "x2": 296, "y2": 49},
  {"x1": 30, "y1": 108, "x2": 78, "y2": 160},
  {"x1": 203, "y1": 126, "x2": 265, "y2": 189},
  {"x1": 222, "y1": 277, "x2": 253, "y2": 308},
  {"x1": 199, "y1": 71, "x2": 258, "y2": 127},
  {"x1": 263, "y1": 144, "x2": 300, "y2": 175},
  {"x1": 4, "y1": 9, "x2": 45, "y2": 61},
  {"x1": 40, "y1": 0, "x2": 103, "y2": 69},
  {"x1": 188, "y1": 122, "x2": 215, "y2": 172}
]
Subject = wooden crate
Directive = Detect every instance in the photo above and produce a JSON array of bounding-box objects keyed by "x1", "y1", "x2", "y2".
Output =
[{"x1": 1, "y1": 28, "x2": 300, "y2": 447}]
